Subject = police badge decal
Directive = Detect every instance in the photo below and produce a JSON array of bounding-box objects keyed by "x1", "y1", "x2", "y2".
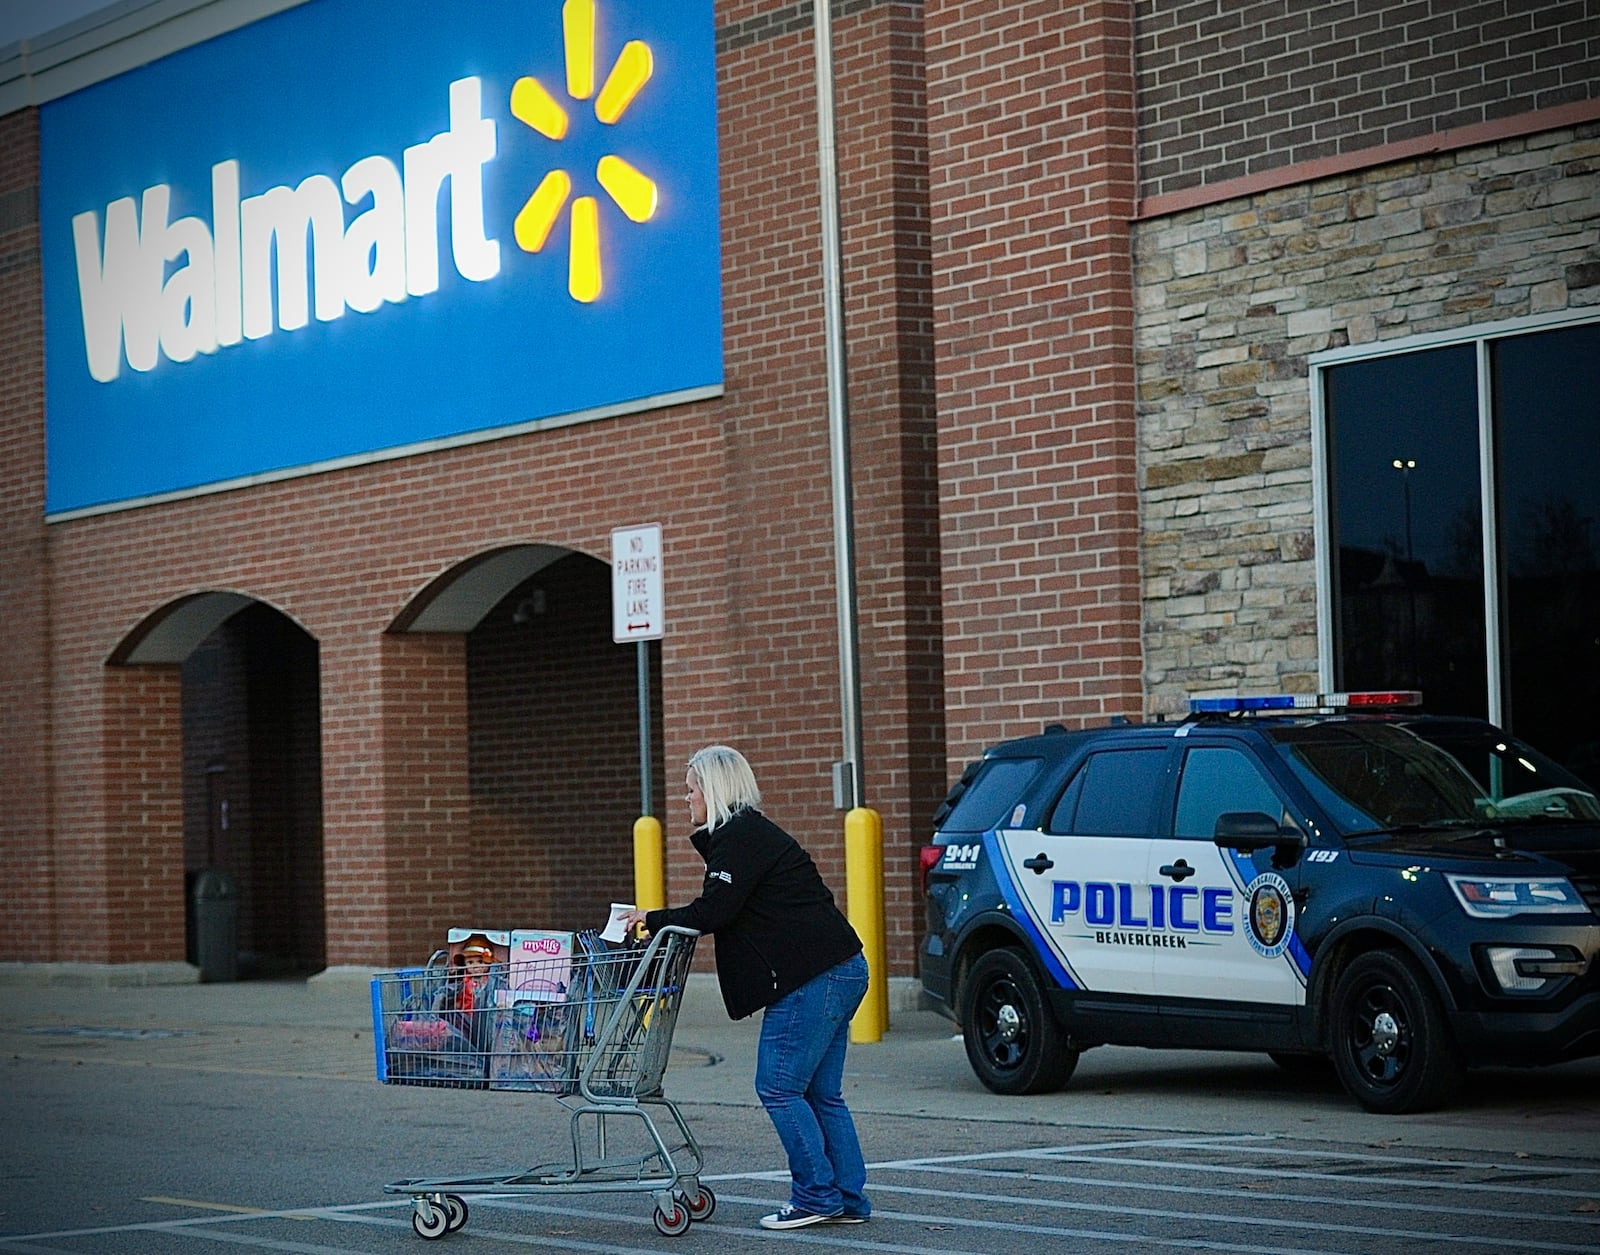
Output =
[{"x1": 1244, "y1": 872, "x2": 1294, "y2": 959}]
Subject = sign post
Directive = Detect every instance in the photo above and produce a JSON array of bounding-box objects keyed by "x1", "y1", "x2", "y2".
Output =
[{"x1": 612, "y1": 524, "x2": 664, "y2": 818}]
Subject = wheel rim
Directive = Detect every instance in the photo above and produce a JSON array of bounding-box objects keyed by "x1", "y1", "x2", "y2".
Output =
[
  {"x1": 412, "y1": 1203, "x2": 448, "y2": 1239},
  {"x1": 976, "y1": 975, "x2": 1027, "y2": 1072},
  {"x1": 1349, "y1": 980, "x2": 1410, "y2": 1088},
  {"x1": 682, "y1": 1187, "x2": 715, "y2": 1220},
  {"x1": 655, "y1": 1205, "x2": 689, "y2": 1235}
]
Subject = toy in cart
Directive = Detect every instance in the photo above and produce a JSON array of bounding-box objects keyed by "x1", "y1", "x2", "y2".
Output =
[{"x1": 370, "y1": 925, "x2": 711, "y2": 1238}]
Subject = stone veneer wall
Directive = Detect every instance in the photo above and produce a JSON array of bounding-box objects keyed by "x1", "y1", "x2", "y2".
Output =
[{"x1": 1134, "y1": 124, "x2": 1600, "y2": 714}]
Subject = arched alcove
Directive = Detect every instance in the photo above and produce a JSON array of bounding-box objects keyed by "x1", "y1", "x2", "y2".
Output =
[
  {"x1": 392, "y1": 545, "x2": 664, "y2": 930},
  {"x1": 110, "y1": 593, "x2": 325, "y2": 978}
]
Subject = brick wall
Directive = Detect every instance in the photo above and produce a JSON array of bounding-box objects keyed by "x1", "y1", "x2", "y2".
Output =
[
  {"x1": 2, "y1": 0, "x2": 944, "y2": 975},
  {"x1": 101, "y1": 666, "x2": 185, "y2": 962},
  {"x1": 1136, "y1": 0, "x2": 1600, "y2": 203},
  {"x1": 705, "y1": 0, "x2": 943, "y2": 966},
  {"x1": 925, "y1": 0, "x2": 1146, "y2": 772},
  {"x1": 0, "y1": 108, "x2": 51, "y2": 954},
  {"x1": 465, "y1": 555, "x2": 647, "y2": 933},
  {"x1": 1135, "y1": 124, "x2": 1600, "y2": 712}
]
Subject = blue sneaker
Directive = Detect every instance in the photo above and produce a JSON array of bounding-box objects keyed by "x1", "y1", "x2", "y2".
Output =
[
  {"x1": 759, "y1": 1205, "x2": 839, "y2": 1230},
  {"x1": 824, "y1": 1210, "x2": 869, "y2": 1224}
]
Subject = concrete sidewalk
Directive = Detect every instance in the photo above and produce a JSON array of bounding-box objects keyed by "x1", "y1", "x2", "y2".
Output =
[{"x1": 3, "y1": 969, "x2": 1598, "y2": 1159}]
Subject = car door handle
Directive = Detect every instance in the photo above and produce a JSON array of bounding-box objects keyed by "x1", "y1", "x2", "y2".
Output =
[
  {"x1": 1023, "y1": 853, "x2": 1055, "y2": 874},
  {"x1": 1159, "y1": 859, "x2": 1195, "y2": 881}
]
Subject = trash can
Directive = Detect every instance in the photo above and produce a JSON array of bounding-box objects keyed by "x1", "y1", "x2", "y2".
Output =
[{"x1": 191, "y1": 868, "x2": 239, "y2": 982}]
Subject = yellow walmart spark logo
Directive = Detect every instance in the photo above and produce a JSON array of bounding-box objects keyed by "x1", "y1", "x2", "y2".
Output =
[{"x1": 510, "y1": 0, "x2": 658, "y2": 303}]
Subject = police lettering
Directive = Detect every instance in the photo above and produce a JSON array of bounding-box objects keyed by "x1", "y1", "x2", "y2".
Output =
[{"x1": 1051, "y1": 880, "x2": 1233, "y2": 936}]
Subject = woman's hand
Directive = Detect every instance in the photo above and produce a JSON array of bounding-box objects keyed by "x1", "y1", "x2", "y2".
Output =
[{"x1": 619, "y1": 909, "x2": 651, "y2": 938}]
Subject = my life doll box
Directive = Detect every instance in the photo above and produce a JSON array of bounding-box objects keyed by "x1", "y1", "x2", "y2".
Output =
[{"x1": 506, "y1": 929, "x2": 575, "y2": 1004}]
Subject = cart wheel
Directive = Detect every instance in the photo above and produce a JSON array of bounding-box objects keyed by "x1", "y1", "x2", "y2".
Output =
[
  {"x1": 680, "y1": 1185, "x2": 716, "y2": 1222},
  {"x1": 653, "y1": 1203, "x2": 691, "y2": 1237},
  {"x1": 411, "y1": 1201, "x2": 449, "y2": 1241},
  {"x1": 444, "y1": 1195, "x2": 468, "y2": 1232}
]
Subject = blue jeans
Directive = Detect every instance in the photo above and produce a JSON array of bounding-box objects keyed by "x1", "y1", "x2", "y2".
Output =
[{"x1": 754, "y1": 952, "x2": 871, "y2": 1216}]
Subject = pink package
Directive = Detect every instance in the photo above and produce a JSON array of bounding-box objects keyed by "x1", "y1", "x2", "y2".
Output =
[{"x1": 505, "y1": 930, "x2": 574, "y2": 1004}]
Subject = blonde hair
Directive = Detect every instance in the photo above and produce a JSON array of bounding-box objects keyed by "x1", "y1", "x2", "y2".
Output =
[{"x1": 688, "y1": 745, "x2": 762, "y2": 831}]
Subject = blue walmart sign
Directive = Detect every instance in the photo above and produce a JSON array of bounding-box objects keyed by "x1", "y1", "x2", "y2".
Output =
[{"x1": 40, "y1": 0, "x2": 722, "y2": 515}]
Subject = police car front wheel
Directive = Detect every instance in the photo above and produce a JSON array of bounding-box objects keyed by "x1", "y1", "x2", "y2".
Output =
[
  {"x1": 1328, "y1": 948, "x2": 1464, "y2": 1114},
  {"x1": 961, "y1": 948, "x2": 1078, "y2": 1095}
]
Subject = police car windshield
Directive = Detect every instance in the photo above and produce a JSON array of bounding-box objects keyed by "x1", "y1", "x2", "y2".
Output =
[
  {"x1": 1268, "y1": 721, "x2": 1600, "y2": 836},
  {"x1": 1404, "y1": 719, "x2": 1600, "y2": 823}
]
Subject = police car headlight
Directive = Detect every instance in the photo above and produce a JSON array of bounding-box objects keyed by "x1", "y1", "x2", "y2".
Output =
[
  {"x1": 1482, "y1": 945, "x2": 1586, "y2": 993},
  {"x1": 1446, "y1": 875, "x2": 1586, "y2": 919}
]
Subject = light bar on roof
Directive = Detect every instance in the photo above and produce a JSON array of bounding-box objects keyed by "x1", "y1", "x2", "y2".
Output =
[
  {"x1": 1189, "y1": 691, "x2": 1423, "y2": 714},
  {"x1": 1189, "y1": 695, "x2": 1296, "y2": 713}
]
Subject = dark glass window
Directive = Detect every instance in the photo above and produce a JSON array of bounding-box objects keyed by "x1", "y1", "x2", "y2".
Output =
[
  {"x1": 1322, "y1": 319, "x2": 1600, "y2": 788},
  {"x1": 1049, "y1": 748, "x2": 1168, "y2": 836},
  {"x1": 1326, "y1": 344, "x2": 1486, "y2": 717},
  {"x1": 1493, "y1": 323, "x2": 1600, "y2": 787},
  {"x1": 940, "y1": 757, "x2": 1043, "y2": 832},
  {"x1": 1173, "y1": 747, "x2": 1284, "y2": 839}
]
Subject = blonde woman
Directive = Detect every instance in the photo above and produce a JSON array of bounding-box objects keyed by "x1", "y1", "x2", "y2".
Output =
[{"x1": 623, "y1": 745, "x2": 870, "y2": 1230}]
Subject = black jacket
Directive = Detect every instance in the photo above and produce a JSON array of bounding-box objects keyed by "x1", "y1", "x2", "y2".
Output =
[{"x1": 644, "y1": 808, "x2": 862, "y2": 1019}]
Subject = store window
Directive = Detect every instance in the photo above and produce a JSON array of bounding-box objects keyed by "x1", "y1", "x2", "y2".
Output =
[
  {"x1": 1319, "y1": 317, "x2": 1600, "y2": 785},
  {"x1": 1493, "y1": 324, "x2": 1600, "y2": 782}
]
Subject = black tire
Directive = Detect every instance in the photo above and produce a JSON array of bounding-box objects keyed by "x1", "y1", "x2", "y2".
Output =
[
  {"x1": 1328, "y1": 949, "x2": 1464, "y2": 1114},
  {"x1": 680, "y1": 1185, "x2": 716, "y2": 1221},
  {"x1": 653, "y1": 1203, "x2": 691, "y2": 1236},
  {"x1": 411, "y1": 1202, "x2": 448, "y2": 1240},
  {"x1": 961, "y1": 947, "x2": 1078, "y2": 1095},
  {"x1": 443, "y1": 1195, "x2": 468, "y2": 1232}
]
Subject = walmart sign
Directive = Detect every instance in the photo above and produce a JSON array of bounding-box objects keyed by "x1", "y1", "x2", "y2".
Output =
[{"x1": 41, "y1": 0, "x2": 721, "y2": 515}]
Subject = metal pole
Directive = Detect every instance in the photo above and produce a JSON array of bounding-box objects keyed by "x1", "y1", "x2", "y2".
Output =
[
  {"x1": 813, "y1": 0, "x2": 864, "y2": 809},
  {"x1": 637, "y1": 640, "x2": 652, "y2": 816}
]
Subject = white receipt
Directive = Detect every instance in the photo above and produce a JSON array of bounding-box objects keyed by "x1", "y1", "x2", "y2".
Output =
[{"x1": 600, "y1": 902, "x2": 636, "y2": 944}]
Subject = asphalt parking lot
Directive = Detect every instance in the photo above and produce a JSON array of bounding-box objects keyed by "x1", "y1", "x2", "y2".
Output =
[{"x1": 2, "y1": 974, "x2": 1597, "y2": 1253}]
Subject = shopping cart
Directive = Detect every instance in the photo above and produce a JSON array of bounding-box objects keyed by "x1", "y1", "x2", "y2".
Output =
[{"x1": 371, "y1": 925, "x2": 712, "y2": 1239}]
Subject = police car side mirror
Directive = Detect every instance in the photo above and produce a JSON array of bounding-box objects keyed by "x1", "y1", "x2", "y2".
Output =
[{"x1": 1213, "y1": 811, "x2": 1306, "y2": 855}]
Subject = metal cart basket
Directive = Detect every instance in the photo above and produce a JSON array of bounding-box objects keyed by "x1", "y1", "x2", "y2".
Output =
[{"x1": 371, "y1": 925, "x2": 711, "y2": 1238}]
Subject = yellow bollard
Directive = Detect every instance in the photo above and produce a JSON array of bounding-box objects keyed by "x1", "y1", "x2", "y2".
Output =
[
  {"x1": 845, "y1": 806, "x2": 887, "y2": 1043},
  {"x1": 633, "y1": 815, "x2": 665, "y2": 911}
]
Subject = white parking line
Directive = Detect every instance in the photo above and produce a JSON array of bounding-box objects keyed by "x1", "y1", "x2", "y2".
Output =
[
  {"x1": 1106, "y1": 1139, "x2": 1600, "y2": 1178},
  {"x1": 474, "y1": 1192, "x2": 1351, "y2": 1255},
  {"x1": 694, "y1": 1135, "x2": 1600, "y2": 1254},
  {"x1": 697, "y1": 1191, "x2": 1351, "y2": 1255},
  {"x1": 699, "y1": 1133, "x2": 1279, "y2": 1184},
  {"x1": 830, "y1": 1179, "x2": 1600, "y2": 1253},
  {"x1": 5, "y1": 1135, "x2": 1592, "y2": 1255},
  {"x1": 1017, "y1": 1147, "x2": 1600, "y2": 1200},
  {"x1": 853, "y1": 1133, "x2": 1278, "y2": 1174},
  {"x1": 896, "y1": 1160, "x2": 1600, "y2": 1226}
]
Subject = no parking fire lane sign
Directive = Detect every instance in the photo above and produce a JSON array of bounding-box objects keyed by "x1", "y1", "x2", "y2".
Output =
[{"x1": 612, "y1": 523, "x2": 663, "y2": 642}]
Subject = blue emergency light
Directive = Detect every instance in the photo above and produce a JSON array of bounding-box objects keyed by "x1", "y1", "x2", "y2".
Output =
[{"x1": 1189, "y1": 691, "x2": 1423, "y2": 715}]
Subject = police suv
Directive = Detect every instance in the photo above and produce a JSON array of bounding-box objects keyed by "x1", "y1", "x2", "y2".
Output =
[{"x1": 919, "y1": 692, "x2": 1600, "y2": 1113}]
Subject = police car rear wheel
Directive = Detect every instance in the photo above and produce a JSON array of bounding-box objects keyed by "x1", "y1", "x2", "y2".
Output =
[
  {"x1": 1329, "y1": 949, "x2": 1464, "y2": 1114},
  {"x1": 962, "y1": 948, "x2": 1077, "y2": 1095}
]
